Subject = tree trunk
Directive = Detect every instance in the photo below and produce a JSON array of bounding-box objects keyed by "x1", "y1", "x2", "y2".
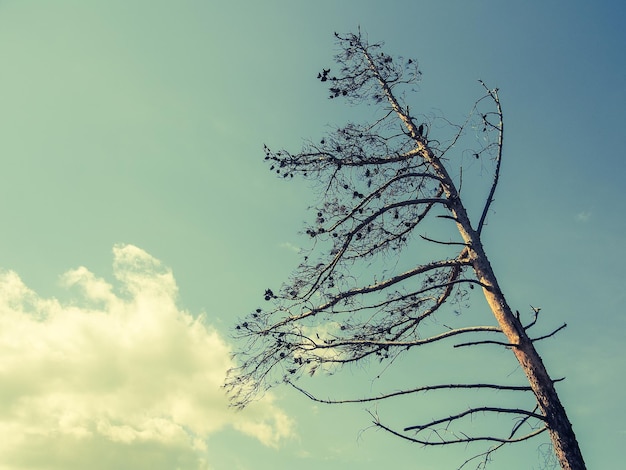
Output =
[
  {"x1": 466, "y1": 231, "x2": 587, "y2": 470},
  {"x1": 418, "y1": 137, "x2": 586, "y2": 468}
]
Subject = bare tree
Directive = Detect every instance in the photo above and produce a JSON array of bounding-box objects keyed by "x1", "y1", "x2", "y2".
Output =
[{"x1": 225, "y1": 30, "x2": 586, "y2": 470}]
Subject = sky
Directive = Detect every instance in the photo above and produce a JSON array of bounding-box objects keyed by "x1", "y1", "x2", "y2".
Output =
[{"x1": 0, "y1": 1, "x2": 624, "y2": 469}]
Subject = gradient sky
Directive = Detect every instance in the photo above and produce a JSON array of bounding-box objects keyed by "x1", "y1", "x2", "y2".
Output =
[{"x1": 0, "y1": 1, "x2": 624, "y2": 469}]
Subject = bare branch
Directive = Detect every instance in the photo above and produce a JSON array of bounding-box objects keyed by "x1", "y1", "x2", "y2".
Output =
[
  {"x1": 288, "y1": 381, "x2": 533, "y2": 404},
  {"x1": 531, "y1": 323, "x2": 567, "y2": 342},
  {"x1": 312, "y1": 325, "x2": 502, "y2": 350},
  {"x1": 419, "y1": 234, "x2": 469, "y2": 246},
  {"x1": 476, "y1": 80, "x2": 504, "y2": 235},
  {"x1": 523, "y1": 305, "x2": 542, "y2": 330},
  {"x1": 403, "y1": 407, "x2": 546, "y2": 432},
  {"x1": 267, "y1": 257, "x2": 471, "y2": 329},
  {"x1": 454, "y1": 339, "x2": 516, "y2": 348},
  {"x1": 458, "y1": 404, "x2": 543, "y2": 469},
  {"x1": 372, "y1": 414, "x2": 547, "y2": 446}
]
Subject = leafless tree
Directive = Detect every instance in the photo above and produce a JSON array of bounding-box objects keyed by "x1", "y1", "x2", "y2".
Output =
[{"x1": 225, "y1": 30, "x2": 586, "y2": 470}]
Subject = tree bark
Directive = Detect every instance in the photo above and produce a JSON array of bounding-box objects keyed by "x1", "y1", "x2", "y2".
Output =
[{"x1": 468, "y1": 237, "x2": 586, "y2": 470}]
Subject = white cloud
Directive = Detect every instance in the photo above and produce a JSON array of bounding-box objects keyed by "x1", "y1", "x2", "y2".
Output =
[
  {"x1": 0, "y1": 244, "x2": 294, "y2": 470},
  {"x1": 279, "y1": 242, "x2": 301, "y2": 253},
  {"x1": 576, "y1": 210, "x2": 591, "y2": 222}
]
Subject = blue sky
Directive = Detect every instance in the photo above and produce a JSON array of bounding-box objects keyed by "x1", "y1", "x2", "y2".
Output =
[{"x1": 0, "y1": 1, "x2": 624, "y2": 468}]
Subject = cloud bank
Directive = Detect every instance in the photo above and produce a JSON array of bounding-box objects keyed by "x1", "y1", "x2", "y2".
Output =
[{"x1": 0, "y1": 244, "x2": 293, "y2": 470}]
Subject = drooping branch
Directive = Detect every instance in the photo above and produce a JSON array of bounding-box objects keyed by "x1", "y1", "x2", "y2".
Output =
[
  {"x1": 403, "y1": 406, "x2": 546, "y2": 433},
  {"x1": 288, "y1": 381, "x2": 533, "y2": 404},
  {"x1": 304, "y1": 325, "x2": 502, "y2": 350},
  {"x1": 309, "y1": 258, "x2": 468, "y2": 310},
  {"x1": 457, "y1": 406, "x2": 544, "y2": 469},
  {"x1": 371, "y1": 412, "x2": 548, "y2": 446}
]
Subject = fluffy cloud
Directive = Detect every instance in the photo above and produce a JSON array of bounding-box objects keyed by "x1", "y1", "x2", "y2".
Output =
[{"x1": 0, "y1": 244, "x2": 294, "y2": 470}]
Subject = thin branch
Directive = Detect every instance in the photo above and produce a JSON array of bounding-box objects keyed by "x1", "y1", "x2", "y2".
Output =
[
  {"x1": 454, "y1": 339, "x2": 516, "y2": 348},
  {"x1": 419, "y1": 234, "x2": 469, "y2": 246},
  {"x1": 523, "y1": 305, "x2": 542, "y2": 330},
  {"x1": 372, "y1": 414, "x2": 547, "y2": 446},
  {"x1": 476, "y1": 81, "x2": 503, "y2": 235},
  {"x1": 302, "y1": 195, "x2": 451, "y2": 299},
  {"x1": 403, "y1": 406, "x2": 546, "y2": 432},
  {"x1": 311, "y1": 325, "x2": 502, "y2": 350},
  {"x1": 326, "y1": 171, "x2": 443, "y2": 232},
  {"x1": 531, "y1": 323, "x2": 567, "y2": 342},
  {"x1": 458, "y1": 404, "x2": 543, "y2": 469},
  {"x1": 288, "y1": 381, "x2": 533, "y2": 404},
  {"x1": 266, "y1": 258, "x2": 471, "y2": 330}
]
